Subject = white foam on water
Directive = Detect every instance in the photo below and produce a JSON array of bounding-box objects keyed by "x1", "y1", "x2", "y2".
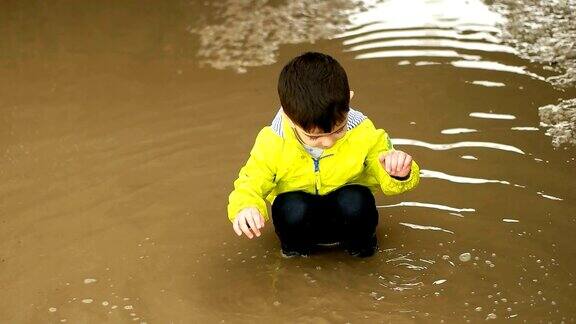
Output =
[
  {"x1": 48, "y1": 307, "x2": 57, "y2": 312},
  {"x1": 503, "y1": 219, "x2": 519, "y2": 223},
  {"x1": 83, "y1": 278, "x2": 97, "y2": 284},
  {"x1": 433, "y1": 279, "x2": 447, "y2": 285},
  {"x1": 461, "y1": 155, "x2": 478, "y2": 160},
  {"x1": 82, "y1": 299, "x2": 93, "y2": 304}
]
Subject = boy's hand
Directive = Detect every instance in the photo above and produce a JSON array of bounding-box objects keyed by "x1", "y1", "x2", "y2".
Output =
[
  {"x1": 232, "y1": 207, "x2": 265, "y2": 239},
  {"x1": 379, "y1": 150, "x2": 412, "y2": 178}
]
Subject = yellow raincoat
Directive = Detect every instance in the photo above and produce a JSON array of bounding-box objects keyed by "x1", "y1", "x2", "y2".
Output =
[{"x1": 227, "y1": 109, "x2": 420, "y2": 221}]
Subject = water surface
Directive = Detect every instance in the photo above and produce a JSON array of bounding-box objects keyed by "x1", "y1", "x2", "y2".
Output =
[{"x1": 0, "y1": 0, "x2": 575, "y2": 322}]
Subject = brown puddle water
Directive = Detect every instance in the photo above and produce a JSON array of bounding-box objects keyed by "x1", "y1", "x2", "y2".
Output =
[{"x1": 1, "y1": 0, "x2": 575, "y2": 323}]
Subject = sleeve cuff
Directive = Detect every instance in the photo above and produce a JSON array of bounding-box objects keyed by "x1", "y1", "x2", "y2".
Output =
[{"x1": 391, "y1": 171, "x2": 411, "y2": 181}]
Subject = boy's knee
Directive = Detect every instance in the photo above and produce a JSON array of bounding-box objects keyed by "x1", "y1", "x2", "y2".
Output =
[
  {"x1": 272, "y1": 191, "x2": 312, "y2": 228},
  {"x1": 336, "y1": 185, "x2": 378, "y2": 227}
]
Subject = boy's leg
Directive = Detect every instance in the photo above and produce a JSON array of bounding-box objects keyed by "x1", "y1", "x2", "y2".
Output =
[
  {"x1": 328, "y1": 185, "x2": 379, "y2": 257},
  {"x1": 271, "y1": 191, "x2": 320, "y2": 256}
]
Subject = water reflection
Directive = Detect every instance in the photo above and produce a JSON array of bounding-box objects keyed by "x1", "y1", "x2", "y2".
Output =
[
  {"x1": 191, "y1": 0, "x2": 366, "y2": 72},
  {"x1": 336, "y1": 0, "x2": 544, "y2": 88},
  {"x1": 340, "y1": 0, "x2": 502, "y2": 33}
]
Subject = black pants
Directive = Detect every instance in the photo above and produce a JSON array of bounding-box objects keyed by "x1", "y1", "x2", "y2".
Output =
[{"x1": 271, "y1": 185, "x2": 379, "y2": 254}]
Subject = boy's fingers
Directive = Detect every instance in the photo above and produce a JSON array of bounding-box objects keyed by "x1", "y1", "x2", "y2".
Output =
[
  {"x1": 232, "y1": 218, "x2": 242, "y2": 236},
  {"x1": 259, "y1": 214, "x2": 265, "y2": 228},
  {"x1": 246, "y1": 212, "x2": 261, "y2": 237},
  {"x1": 251, "y1": 209, "x2": 262, "y2": 229},
  {"x1": 396, "y1": 153, "x2": 406, "y2": 173},
  {"x1": 239, "y1": 218, "x2": 254, "y2": 239},
  {"x1": 389, "y1": 152, "x2": 398, "y2": 175},
  {"x1": 404, "y1": 155, "x2": 412, "y2": 170},
  {"x1": 385, "y1": 152, "x2": 392, "y2": 174}
]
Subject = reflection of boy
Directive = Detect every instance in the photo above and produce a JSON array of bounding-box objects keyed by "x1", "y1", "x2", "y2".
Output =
[{"x1": 228, "y1": 52, "x2": 420, "y2": 257}]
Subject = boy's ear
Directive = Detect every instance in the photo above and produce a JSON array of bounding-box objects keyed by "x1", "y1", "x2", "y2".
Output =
[{"x1": 350, "y1": 90, "x2": 355, "y2": 100}]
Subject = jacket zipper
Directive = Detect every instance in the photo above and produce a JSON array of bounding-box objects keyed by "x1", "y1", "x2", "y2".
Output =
[{"x1": 312, "y1": 154, "x2": 333, "y2": 194}]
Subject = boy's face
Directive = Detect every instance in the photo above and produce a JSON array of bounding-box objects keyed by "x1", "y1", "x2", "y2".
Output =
[
  {"x1": 290, "y1": 115, "x2": 348, "y2": 149},
  {"x1": 287, "y1": 91, "x2": 354, "y2": 150}
]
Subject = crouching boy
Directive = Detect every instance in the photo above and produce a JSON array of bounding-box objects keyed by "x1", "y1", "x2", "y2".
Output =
[{"x1": 227, "y1": 52, "x2": 420, "y2": 257}]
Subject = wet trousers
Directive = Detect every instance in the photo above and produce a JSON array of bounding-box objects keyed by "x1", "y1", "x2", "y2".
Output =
[{"x1": 271, "y1": 185, "x2": 379, "y2": 255}]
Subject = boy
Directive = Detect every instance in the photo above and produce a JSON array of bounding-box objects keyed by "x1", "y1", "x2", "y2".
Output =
[{"x1": 227, "y1": 52, "x2": 420, "y2": 258}]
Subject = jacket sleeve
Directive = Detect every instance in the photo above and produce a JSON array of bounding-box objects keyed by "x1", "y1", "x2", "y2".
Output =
[
  {"x1": 227, "y1": 127, "x2": 278, "y2": 222},
  {"x1": 364, "y1": 122, "x2": 420, "y2": 195}
]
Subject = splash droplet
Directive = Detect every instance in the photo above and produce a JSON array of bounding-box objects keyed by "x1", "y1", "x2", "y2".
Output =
[{"x1": 459, "y1": 253, "x2": 472, "y2": 262}]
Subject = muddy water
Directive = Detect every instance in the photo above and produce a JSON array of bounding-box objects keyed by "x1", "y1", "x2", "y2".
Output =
[{"x1": 1, "y1": 0, "x2": 575, "y2": 323}]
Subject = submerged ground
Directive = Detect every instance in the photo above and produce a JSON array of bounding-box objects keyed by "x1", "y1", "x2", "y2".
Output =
[{"x1": 0, "y1": 0, "x2": 575, "y2": 322}]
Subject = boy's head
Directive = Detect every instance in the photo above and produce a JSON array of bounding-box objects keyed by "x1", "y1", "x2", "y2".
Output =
[{"x1": 278, "y1": 52, "x2": 350, "y2": 135}]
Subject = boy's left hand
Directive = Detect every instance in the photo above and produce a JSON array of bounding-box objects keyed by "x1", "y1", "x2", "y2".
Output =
[{"x1": 379, "y1": 150, "x2": 412, "y2": 178}]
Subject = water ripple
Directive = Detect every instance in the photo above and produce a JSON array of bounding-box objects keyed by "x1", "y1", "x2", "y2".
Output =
[
  {"x1": 392, "y1": 138, "x2": 525, "y2": 154},
  {"x1": 399, "y1": 222, "x2": 455, "y2": 234},
  {"x1": 347, "y1": 39, "x2": 516, "y2": 54},
  {"x1": 468, "y1": 80, "x2": 506, "y2": 87},
  {"x1": 420, "y1": 169, "x2": 510, "y2": 185},
  {"x1": 355, "y1": 49, "x2": 481, "y2": 60},
  {"x1": 342, "y1": 28, "x2": 501, "y2": 45},
  {"x1": 441, "y1": 128, "x2": 478, "y2": 134},
  {"x1": 338, "y1": 22, "x2": 501, "y2": 39},
  {"x1": 378, "y1": 201, "x2": 475, "y2": 213},
  {"x1": 451, "y1": 60, "x2": 545, "y2": 80},
  {"x1": 470, "y1": 112, "x2": 516, "y2": 120}
]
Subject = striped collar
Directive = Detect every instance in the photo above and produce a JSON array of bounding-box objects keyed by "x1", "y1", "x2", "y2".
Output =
[{"x1": 271, "y1": 107, "x2": 367, "y2": 138}]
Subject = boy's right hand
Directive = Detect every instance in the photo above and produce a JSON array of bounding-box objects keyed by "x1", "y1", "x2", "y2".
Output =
[{"x1": 232, "y1": 207, "x2": 265, "y2": 239}]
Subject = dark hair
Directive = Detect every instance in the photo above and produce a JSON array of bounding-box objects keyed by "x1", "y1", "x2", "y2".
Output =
[{"x1": 278, "y1": 52, "x2": 350, "y2": 133}]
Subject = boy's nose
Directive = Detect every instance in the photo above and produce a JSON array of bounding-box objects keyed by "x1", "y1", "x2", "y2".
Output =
[{"x1": 321, "y1": 137, "x2": 335, "y2": 148}]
